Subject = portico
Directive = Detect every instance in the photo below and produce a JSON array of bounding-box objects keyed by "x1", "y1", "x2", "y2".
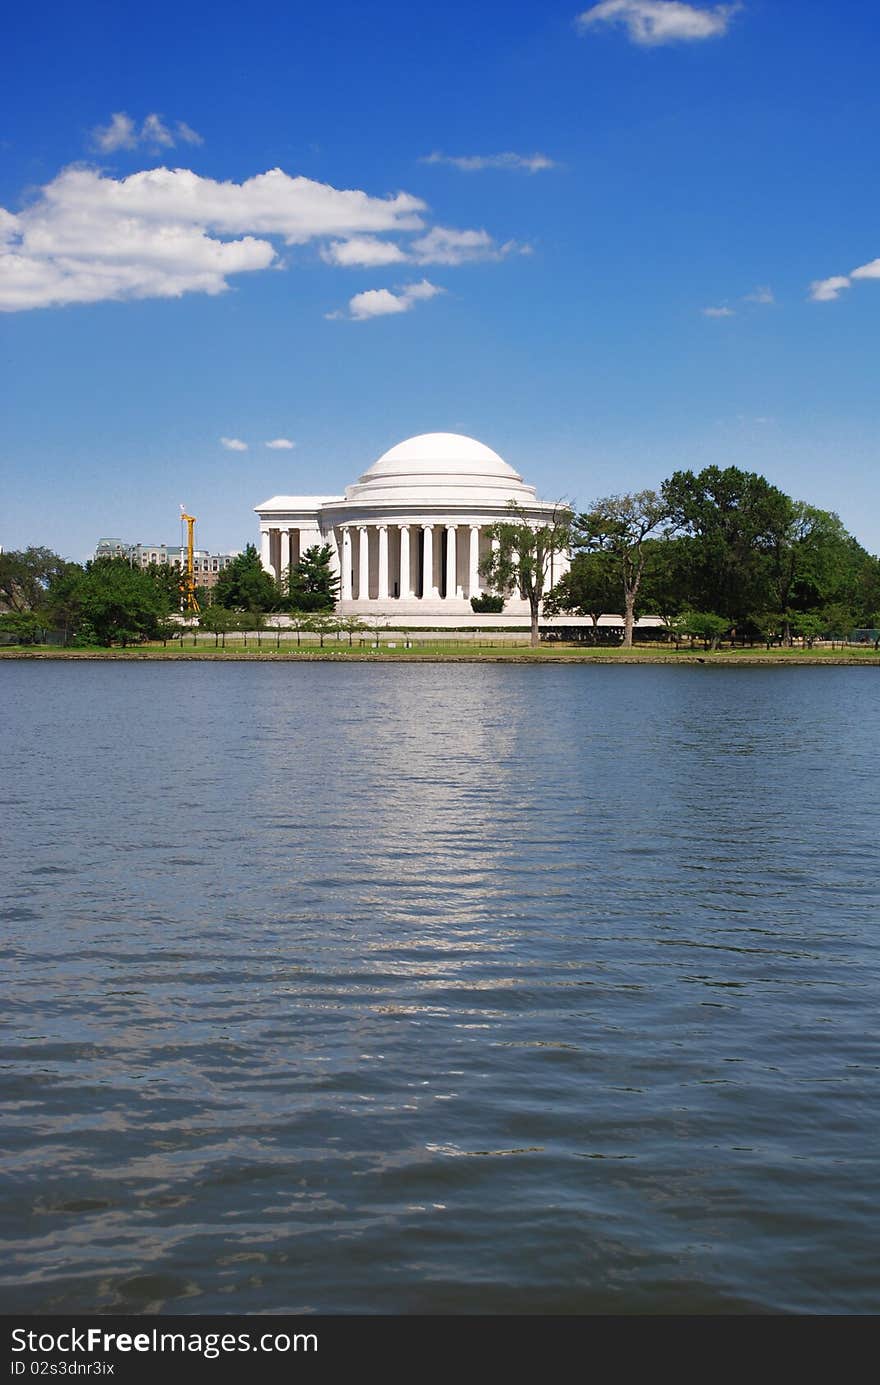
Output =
[
  {"x1": 337, "y1": 522, "x2": 487, "y2": 602},
  {"x1": 254, "y1": 432, "x2": 569, "y2": 616}
]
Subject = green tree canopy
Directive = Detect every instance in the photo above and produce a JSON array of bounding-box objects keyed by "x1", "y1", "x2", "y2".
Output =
[
  {"x1": 198, "y1": 604, "x2": 237, "y2": 646},
  {"x1": 54, "y1": 557, "x2": 174, "y2": 646},
  {"x1": 544, "y1": 549, "x2": 621, "y2": 627},
  {"x1": 636, "y1": 536, "x2": 693, "y2": 628},
  {"x1": 661, "y1": 467, "x2": 794, "y2": 627},
  {"x1": 0, "y1": 610, "x2": 48, "y2": 645},
  {"x1": 213, "y1": 544, "x2": 281, "y2": 612},
  {"x1": 144, "y1": 561, "x2": 188, "y2": 608},
  {"x1": 480, "y1": 502, "x2": 572, "y2": 647},
  {"x1": 308, "y1": 613, "x2": 338, "y2": 647},
  {"x1": 336, "y1": 615, "x2": 366, "y2": 646},
  {"x1": 670, "y1": 609, "x2": 730, "y2": 650},
  {"x1": 573, "y1": 491, "x2": 666, "y2": 647},
  {"x1": 0, "y1": 547, "x2": 69, "y2": 614},
  {"x1": 286, "y1": 544, "x2": 340, "y2": 612},
  {"x1": 38, "y1": 561, "x2": 86, "y2": 643}
]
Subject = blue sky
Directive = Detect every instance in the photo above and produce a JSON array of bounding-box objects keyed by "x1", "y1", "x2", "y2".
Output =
[{"x1": 2, "y1": 0, "x2": 879, "y2": 559}]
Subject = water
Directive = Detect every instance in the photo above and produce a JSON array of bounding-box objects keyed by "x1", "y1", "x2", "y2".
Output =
[{"x1": 1, "y1": 661, "x2": 878, "y2": 1315}]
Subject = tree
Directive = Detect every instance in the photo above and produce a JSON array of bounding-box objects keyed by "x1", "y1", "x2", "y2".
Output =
[
  {"x1": 817, "y1": 602, "x2": 853, "y2": 641},
  {"x1": 213, "y1": 544, "x2": 281, "y2": 612},
  {"x1": 68, "y1": 558, "x2": 172, "y2": 646},
  {"x1": 0, "y1": 610, "x2": 47, "y2": 645},
  {"x1": 308, "y1": 613, "x2": 337, "y2": 648},
  {"x1": 42, "y1": 562, "x2": 86, "y2": 645},
  {"x1": 765, "y1": 503, "x2": 867, "y2": 644},
  {"x1": 337, "y1": 615, "x2": 366, "y2": 647},
  {"x1": 363, "y1": 614, "x2": 389, "y2": 648},
  {"x1": 790, "y1": 611, "x2": 825, "y2": 648},
  {"x1": 145, "y1": 561, "x2": 187, "y2": 609},
  {"x1": 855, "y1": 555, "x2": 880, "y2": 627},
  {"x1": 286, "y1": 611, "x2": 314, "y2": 647},
  {"x1": 544, "y1": 549, "x2": 621, "y2": 632},
  {"x1": 0, "y1": 547, "x2": 68, "y2": 614},
  {"x1": 637, "y1": 536, "x2": 692, "y2": 635},
  {"x1": 198, "y1": 605, "x2": 236, "y2": 648},
  {"x1": 239, "y1": 608, "x2": 268, "y2": 649},
  {"x1": 662, "y1": 467, "x2": 793, "y2": 628},
  {"x1": 671, "y1": 610, "x2": 730, "y2": 651},
  {"x1": 480, "y1": 502, "x2": 572, "y2": 647},
  {"x1": 286, "y1": 544, "x2": 340, "y2": 612},
  {"x1": 574, "y1": 492, "x2": 666, "y2": 648}
]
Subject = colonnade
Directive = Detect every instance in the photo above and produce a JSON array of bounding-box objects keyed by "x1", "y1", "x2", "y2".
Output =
[
  {"x1": 339, "y1": 522, "x2": 490, "y2": 602},
  {"x1": 257, "y1": 519, "x2": 544, "y2": 605},
  {"x1": 260, "y1": 527, "x2": 304, "y2": 580}
]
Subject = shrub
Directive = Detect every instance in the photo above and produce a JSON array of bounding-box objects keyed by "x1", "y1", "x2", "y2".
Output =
[{"x1": 470, "y1": 594, "x2": 505, "y2": 613}]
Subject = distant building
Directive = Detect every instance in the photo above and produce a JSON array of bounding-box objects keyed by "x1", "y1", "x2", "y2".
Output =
[
  {"x1": 94, "y1": 538, "x2": 130, "y2": 559},
  {"x1": 92, "y1": 539, "x2": 239, "y2": 591}
]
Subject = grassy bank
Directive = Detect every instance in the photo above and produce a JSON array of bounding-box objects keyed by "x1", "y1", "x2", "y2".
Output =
[{"x1": 2, "y1": 643, "x2": 879, "y2": 665}]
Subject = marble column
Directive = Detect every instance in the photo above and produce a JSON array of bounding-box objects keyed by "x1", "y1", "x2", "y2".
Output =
[
  {"x1": 341, "y1": 528, "x2": 352, "y2": 600},
  {"x1": 260, "y1": 529, "x2": 272, "y2": 574},
  {"x1": 280, "y1": 530, "x2": 290, "y2": 588},
  {"x1": 358, "y1": 525, "x2": 369, "y2": 601},
  {"x1": 423, "y1": 525, "x2": 437, "y2": 599},
  {"x1": 377, "y1": 525, "x2": 389, "y2": 600},
  {"x1": 445, "y1": 524, "x2": 457, "y2": 599},
  {"x1": 468, "y1": 525, "x2": 480, "y2": 597},
  {"x1": 398, "y1": 525, "x2": 412, "y2": 599}
]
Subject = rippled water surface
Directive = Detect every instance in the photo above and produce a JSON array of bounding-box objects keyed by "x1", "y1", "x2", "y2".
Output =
[{"x1": 2, "y1": 662, "x2": 879, "y2": 1314}]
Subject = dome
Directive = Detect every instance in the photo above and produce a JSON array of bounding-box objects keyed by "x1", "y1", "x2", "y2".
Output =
[
  {"x1": 370, "y1": 433, "x2": 520, "y2": 479},
  {"x1": 344, "y1": 432, "x2": 537, "y2": 506}
]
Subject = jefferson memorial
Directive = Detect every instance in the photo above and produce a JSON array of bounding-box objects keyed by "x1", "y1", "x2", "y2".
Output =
[{"x1": 254, "y1": 432, "x2": 570, "y2": 617}]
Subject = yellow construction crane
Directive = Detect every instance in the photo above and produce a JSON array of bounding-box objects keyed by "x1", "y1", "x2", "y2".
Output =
[{"x1": 179, "y1": 505, "x2": 200, "y2": 614}]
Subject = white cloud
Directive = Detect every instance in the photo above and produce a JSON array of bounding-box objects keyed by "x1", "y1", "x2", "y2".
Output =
[
  {"x1": 220, "y1": 437, "x2": 248, "y2": 451},
  {"x1": 38, "y1": 166, "x2": 425, "y2": 244},
  {"x1": 333, "y1": 278, "x2": 444, "y2": 322},
  {"x1": 702, "y1": 305, "x2": 735, "y2": 317},
  {"x1": 851, "y1": 258, "x2": 880, "y2": 283},
  {"x1": 809, "y1": 275, "x2": 851, "y2": 303},
  {"x1": 342, "y1": 289, "x2": 408, "y2": 320},
  {"x1": 401, "y1": 280, "x2": 443, "y2": 302},
  {"x1": 265, "y1": 438, "x2": 295, "y2": 449},
  {"x1": 0, "y1": 165, "x2": 427, "y2": 311},
  {"x1": 420, "y1": 151, "x2": 557, "y2": 173},
  {"x1": 1, "y1": 161, "x2": 527, "y2": 313},
  {"x1": 744, "y1": 285, "x2": 774, "y2": 304},
  {"x1": 321, "y1": 226, "x2": 522, "y2": 269},
  {"x1": 321, "y1": 236, "x2": 408, "y2": 268},
  {"x1": 175, "y1": 122, "x2": 204, "y2": 147},
  {"x1": 92, "y1": 112, "x2": 204, "y2": 153},
  {"x1": 576, "y1": 1, "x2": 739, "y2": 46},
  {"x1": 140, "y1": 114, "x2": 176, "y2": 149},
  {"x1": 92, "y1": 113, "x2": 138, "y2": 152},
  {"x1": 410, "y1": 226, "x2": 522, "y2": 265},
  {"x1": 809, "y1": 255, "x2": 880, "y2": 303}
]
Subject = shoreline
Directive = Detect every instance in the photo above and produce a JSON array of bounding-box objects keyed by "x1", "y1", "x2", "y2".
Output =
[{"x1": 2, "y1": 648, "x2": 878, "y2": 666}]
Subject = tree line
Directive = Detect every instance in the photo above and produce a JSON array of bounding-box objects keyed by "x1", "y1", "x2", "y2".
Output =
[
  {"x1": 547, "y1": 466, "x2": 880, "y2": 649},
  {"x1": 0, "y1": 542, "x2": 339, "y2": 647},
  {"x1": 2, "y1": 466, "x2": 878, "y2": 649}
]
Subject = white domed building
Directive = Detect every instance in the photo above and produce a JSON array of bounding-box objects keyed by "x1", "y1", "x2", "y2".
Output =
[{"x1": 254, "y1": 433, "x2": 570, "y2": 617}]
